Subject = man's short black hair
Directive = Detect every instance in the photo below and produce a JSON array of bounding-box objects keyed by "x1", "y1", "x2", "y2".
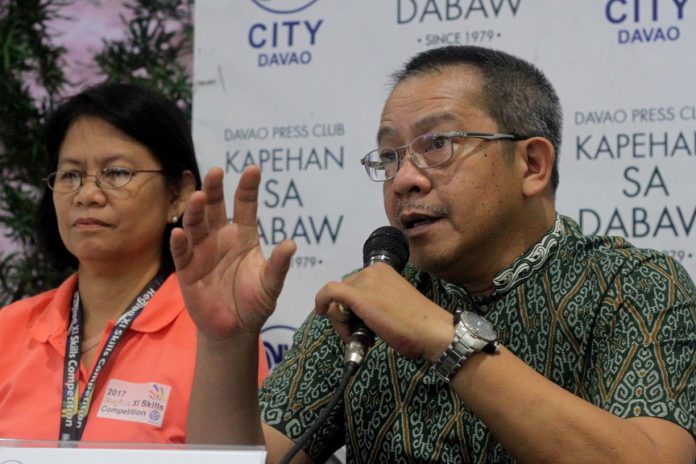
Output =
[{"x1": 392, "y1": 46, "x2": 562, "y2": 192}]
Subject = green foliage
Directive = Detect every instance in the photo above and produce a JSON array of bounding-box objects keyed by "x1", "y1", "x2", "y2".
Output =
[
  {"x1": 95, "y1": 0, "x2": 194, "y2": 111},
  {"x1": 0, "y1": 0, "x2": 73, "y2": 304},
  {"x1": 0, "y1": 0, "x2": 194, "y2": 306}
]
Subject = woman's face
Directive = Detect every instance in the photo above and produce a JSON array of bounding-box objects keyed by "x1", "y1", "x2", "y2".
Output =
[{"x1": 53, "y1": 116, "x2": 178, "y2": 271}]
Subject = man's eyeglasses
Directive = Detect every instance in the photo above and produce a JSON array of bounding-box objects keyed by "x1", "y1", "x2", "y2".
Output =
[
  {"x1": 360, "y1": 131, "x2": 530, "y2": 182},
  {"x1": 44, "y1": 167, "x2": 165, "y2": 193}
]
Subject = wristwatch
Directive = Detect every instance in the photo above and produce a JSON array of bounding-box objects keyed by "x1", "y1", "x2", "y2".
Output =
[{"x1": 432, "y1": 310, "x2": 499, "y2": 383}]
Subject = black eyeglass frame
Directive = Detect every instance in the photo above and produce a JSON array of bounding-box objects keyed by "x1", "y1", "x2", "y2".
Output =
[
  {"x1": 360, "y1": 131, "x2": 532, "y2": 182},
  {"x1": 44, "y1": 167, "x2": 165, "y2": 193}
]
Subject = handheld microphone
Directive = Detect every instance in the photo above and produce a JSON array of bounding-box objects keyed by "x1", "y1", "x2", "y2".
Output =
[
  {"x1": 279, "y1": 226, "x2": 409, "y2": 464},
  {"x1": 344, "y1": 226, "x2": 410, "y2": 366}
]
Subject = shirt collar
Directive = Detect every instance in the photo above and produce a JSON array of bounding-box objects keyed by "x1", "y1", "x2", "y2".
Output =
[
  {"x1": 31, "y1": 274, "x2": 79, "y2": 348},
  {"x1": 30, "y1": 273, "x2": 184, "y2": 346},
  {"x1": 439, "y1": 214, "x2": 565, "y2": 304},
  {"x1": 129, "y1": 273, "x2": 185, "y2": 332},
  {"x1": 490, "y1": 214, "x2": 565, "y2": 295}
]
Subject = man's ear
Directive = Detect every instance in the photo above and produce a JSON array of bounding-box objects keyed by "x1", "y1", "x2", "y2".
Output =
[
  {"x1": 169, "y1": 170, "x2": 196, "y2": 219},
  {"x1": 518, "y1": 137, "x2": 555, "y2": 197}
]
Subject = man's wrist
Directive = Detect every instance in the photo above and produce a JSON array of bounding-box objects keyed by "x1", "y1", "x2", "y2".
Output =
[
  {"x1": 424, "y1": 311, "x2": 457, "y2": 363},
  {"x1": 197, "y1": 330, "x2": 260, "y2": 352}
]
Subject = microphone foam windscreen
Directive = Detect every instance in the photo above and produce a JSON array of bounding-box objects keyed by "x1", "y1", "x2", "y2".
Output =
[{"x1": 362, "y1": 226, "x2": 409, "y2": 271}]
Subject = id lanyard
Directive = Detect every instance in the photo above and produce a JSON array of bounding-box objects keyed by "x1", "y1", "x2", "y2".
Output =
[{"x1": 58, "y1": 274, "x2": 165, "y2": 441}]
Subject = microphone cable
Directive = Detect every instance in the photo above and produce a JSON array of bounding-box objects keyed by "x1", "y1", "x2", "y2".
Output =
[
  {"x1": 278, "y1": 361, "x2": 359, "y2": 464},
  {"x1": 278, "y1": 226, "x2": 408, "y2": 464}
]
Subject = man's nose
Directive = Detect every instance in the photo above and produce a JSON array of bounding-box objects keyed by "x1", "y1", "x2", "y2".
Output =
[{"x1": 389, "y1": 155, "x2": 432, "y2": 195}]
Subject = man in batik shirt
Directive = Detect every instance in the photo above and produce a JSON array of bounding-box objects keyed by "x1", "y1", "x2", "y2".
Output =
[{"x1": 173, "y1": 45, "x2": 696, "y2": 463}]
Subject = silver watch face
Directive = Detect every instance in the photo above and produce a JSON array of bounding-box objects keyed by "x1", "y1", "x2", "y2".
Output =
[{"x1": 460, "y1": 311, "x2": 497, "y2": 342}]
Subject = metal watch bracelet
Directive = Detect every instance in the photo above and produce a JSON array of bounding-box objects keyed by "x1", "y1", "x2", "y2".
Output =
[
  {"x1": 432, "y1": 319, "x2": 476, "y2": 382},
  {"x1": 431, "y1": 311, "x2": 498, "y2": 383}
]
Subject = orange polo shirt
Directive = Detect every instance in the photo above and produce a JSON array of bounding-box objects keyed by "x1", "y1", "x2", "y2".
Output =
[{"x1": 0, "y1": 273, "x2": 268, "y2": 443}]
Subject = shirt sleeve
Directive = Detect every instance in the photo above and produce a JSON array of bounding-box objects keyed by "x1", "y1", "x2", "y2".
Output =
[
  {"x1": 589, "y1": 251, "x2": 696, "y2": 437},
  {"x1": 259, "y1": 312, "x2": 346, "y2": 462}
]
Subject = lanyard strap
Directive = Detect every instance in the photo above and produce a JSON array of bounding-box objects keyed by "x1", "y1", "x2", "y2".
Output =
[{"x1": 59, "y1": 274, "x2": 165, "y2": 441}]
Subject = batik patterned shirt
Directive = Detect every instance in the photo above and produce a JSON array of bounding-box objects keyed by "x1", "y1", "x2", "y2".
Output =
[{"x1": 259, "y1": 216, "x2": 696, "y2": 463}]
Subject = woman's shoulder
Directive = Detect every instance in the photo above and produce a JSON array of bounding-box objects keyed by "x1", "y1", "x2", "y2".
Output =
[
  {"x1": 0, "y1": 288, "x2": 60, "y2": 325},
  {"x1": 0, "y1": 292, "x2": 61, "y2": 352},
  {"x1": 0, "y1": 276, "x2": 77, "y2": 323},
  {"x1": 0, "y1": 288, "x2": 58, "y2": 317}
]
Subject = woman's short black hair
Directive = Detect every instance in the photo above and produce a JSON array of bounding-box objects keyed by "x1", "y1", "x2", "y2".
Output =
[{"x1": 37, "y1": 82, "x2": 203, "y2": 275}]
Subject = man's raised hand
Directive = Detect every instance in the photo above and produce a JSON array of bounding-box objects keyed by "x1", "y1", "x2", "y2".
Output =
[{"x1": 170, "y1": 166, "x2": 296, "y2": 340}]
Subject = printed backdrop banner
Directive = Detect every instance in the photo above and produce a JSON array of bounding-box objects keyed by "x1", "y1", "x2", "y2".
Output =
[{"x1": 192, "y1": 0, "x2": 696, "y2": 368}]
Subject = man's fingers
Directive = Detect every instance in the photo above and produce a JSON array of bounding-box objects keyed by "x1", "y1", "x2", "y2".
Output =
[
  {"x1": 314, "y1": 281, "x2": 354, "y2": 316},
  {"x1": 232, "y1": 166, "x2": 261, "y2": 227},
  {"x1": 202, "y1": 167, "x2": 228, "y2": 230},
  {"x1": 322, "y1": 300, "x2": 353, "y2": 344},
  {"x1": 182, "y1": 191, "x2": 210, "y2": 247},
  {"x1": 333, "y1": 302, "x2": 352, "y2": 320},
  {"x1": 261, "y1": 239, "x2": 297, "y2": 302},
  {"x1": 328, "y1": 311, "x2": 353, "y2": 343},
  {"x1": 170, "y1": 227, "x2": 192, "y2": 271}
]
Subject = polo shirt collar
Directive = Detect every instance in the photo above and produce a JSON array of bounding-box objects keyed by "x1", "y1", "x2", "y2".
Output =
[
  {"x1": 31, "y1": 274, "x2": 78, "y2": 349},
  {"x1": 130, "y1": 273, "x2": 184, "y2": 332},
  {"x1": 30, "y1": 273, "x2": 184, "y2": 347}
]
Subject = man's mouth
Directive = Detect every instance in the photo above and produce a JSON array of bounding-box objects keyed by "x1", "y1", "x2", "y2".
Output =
[
  {"x1": 396, "y1": 201, "x2": 449, "y2": 231},
  {"x1": 399, "y1": 213, "x2": 441, "y2": 230}
]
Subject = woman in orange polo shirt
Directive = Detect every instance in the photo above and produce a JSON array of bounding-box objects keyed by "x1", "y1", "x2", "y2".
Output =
[{"x1": 0, "y1": 83, "x2": 268, "y2": 443}]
